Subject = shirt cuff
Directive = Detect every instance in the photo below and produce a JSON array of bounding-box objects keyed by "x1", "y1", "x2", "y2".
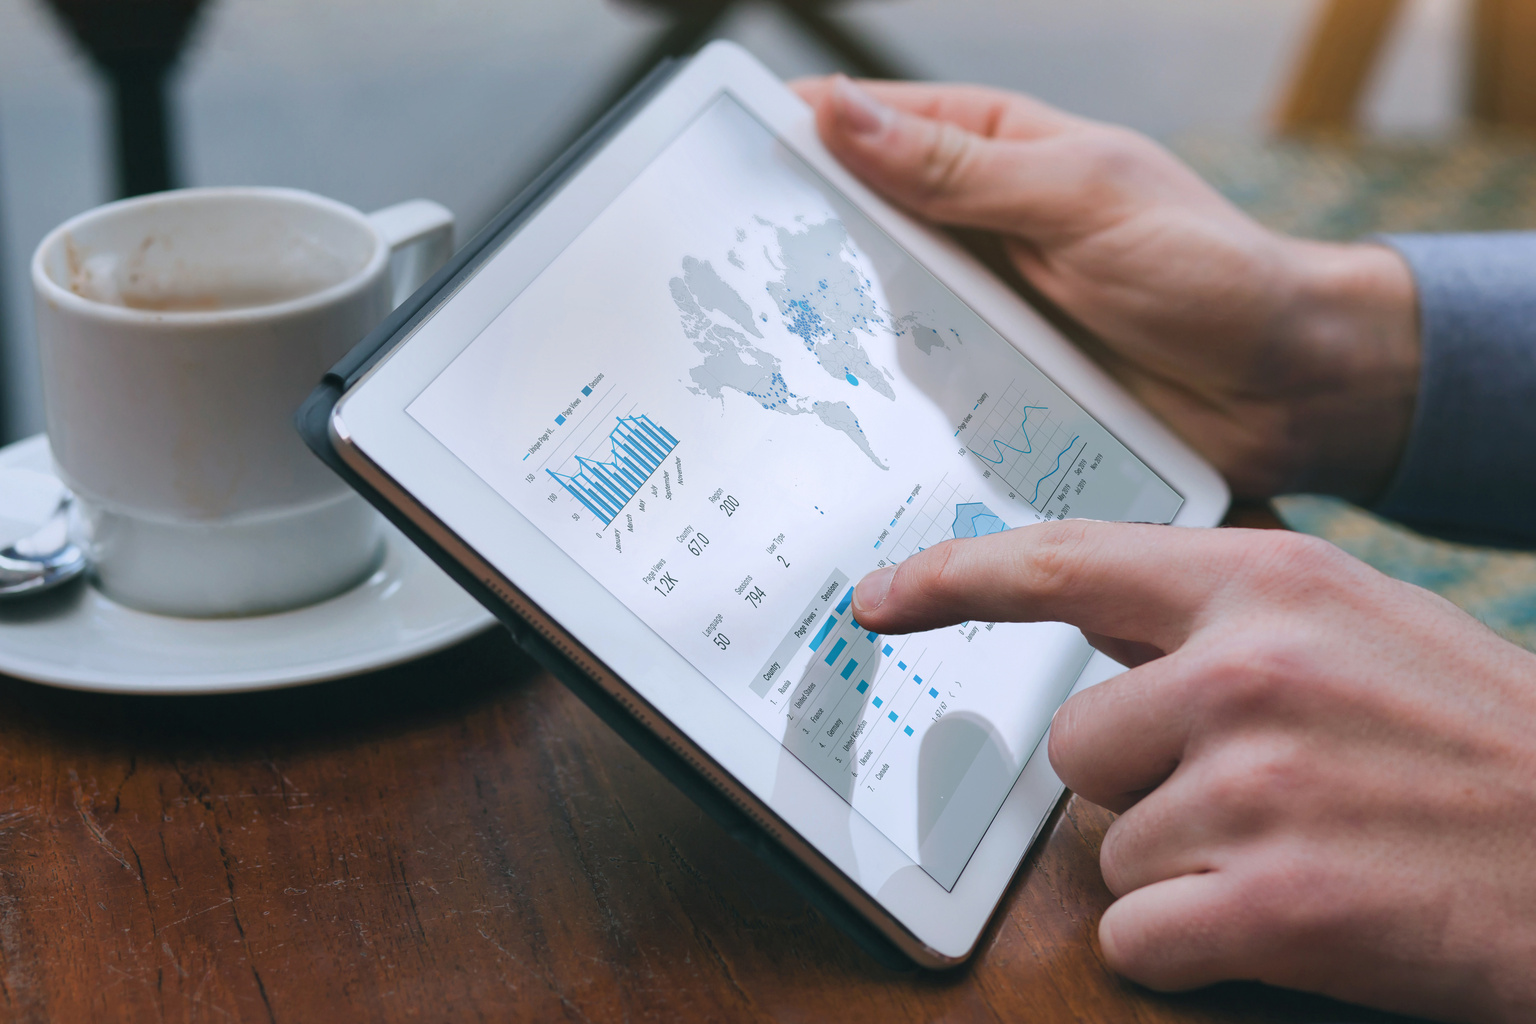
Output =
[{"x1": 1372, "y1": 233, "x2": 1536, "y2": 548}]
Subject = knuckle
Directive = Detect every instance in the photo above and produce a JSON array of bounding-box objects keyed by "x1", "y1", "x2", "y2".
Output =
[
  {"x1": 1102, "y1": 853, "x2": 1350, "y2": 989},
  {"x1": 1015, "y1": 520, "x2": 1091, "y2": 605},
  {"x1": 1199, "y1": 736, "x2": 1311, "y2": 819},
  {"x1": 1046, "y1": 694, "x2": 1086, "y2": 774},
  {"x1": 1097, "y1": 816, "x2": 1140, "y2": 897},
  {"x1": 1097, "y1": 896, "x2": 1195, "y2": 987},
  {"x1": 1238, "y1": 531, "x2": 1350, "y2": 594},
  {"x1": 1177, "y1": 644, "x2": 1248, "y2": 712},
  {"x1": 1185, "y1": 633, "x2": 1321, "y2": 723},
  {"x1": 916, "y1": 121, "x2": 980, "y2": 203},
  {"x1": 1063, "y1": 125, "x2": 1158, "y2": 187},
  {"x1": 1273, "y1": 531, "x2": 1341, "y2": 571},
  {"x1": 901, "y1": 538, "x2": 965, "y2": 608}
]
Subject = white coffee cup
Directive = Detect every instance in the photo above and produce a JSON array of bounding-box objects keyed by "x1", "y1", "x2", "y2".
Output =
[{"x1": 31, "y1": 187, "x2": 453, "y2": 617}]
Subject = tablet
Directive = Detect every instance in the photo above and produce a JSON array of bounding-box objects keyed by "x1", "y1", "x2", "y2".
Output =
[{"x1": 323, "y1": 41, "x2": 1228, "y2": 966}]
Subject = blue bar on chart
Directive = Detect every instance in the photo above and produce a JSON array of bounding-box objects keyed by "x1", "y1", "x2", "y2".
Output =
[
  {"x1": 809, "y1": 616, "x2": 838, "y2": 652},
  {"x1": 873, "y1": 697, "x2": 884, "y2": 708},
  {"x1": 752, "y1": 568, "x2": 852, "y2": 699},
  {"x1": 904, "y1": 725, "x2": 914, "y2": 736},
  {"x1": 840, "y1": 660, "x2": 858, "y2": 680},
  {"x1": 824, "y1": 637, "x2": 848, "y2": 666},
  {"x1": 856, "y1": 681, "x2": 869, "y2": 693},
  {"x1": 887, "y1": 711, "x2": 898, "y2": 722},
  {"x1": 546, "y1": 414, "x2": 679, "y2": 527},
  {"x1": 929, "y1": 688, "x2": 939, "y2": 698},
  {"x1": 835, "y1": 587, "x2": 854, "y2": 615},
  {"x1": 882, "y1": 644, "x2": 893, "y2": 656},
  {"x1": 865, "y1": 631, "x2": 878, "y2": 643}
]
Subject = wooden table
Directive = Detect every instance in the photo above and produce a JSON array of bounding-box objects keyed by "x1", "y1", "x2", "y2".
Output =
[{"x1": 0, "y1": 503, "x2": 1423, "y2": 1022}]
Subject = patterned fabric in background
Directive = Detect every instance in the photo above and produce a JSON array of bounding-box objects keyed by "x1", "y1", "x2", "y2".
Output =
[{"x1": 1173, "y1": 136, "x2": 1536, "y2": 652}]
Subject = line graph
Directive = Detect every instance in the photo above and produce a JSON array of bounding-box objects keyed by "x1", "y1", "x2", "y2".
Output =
[
  {"x1": 968, "y1": 405, "x2": 1048, "y2": 465},
  {"x1": 547, "y1": 414, "x2": 678, "y2": 526},
  {"x1": 961, "y1": 384, "x2": 1082, "y2": 514},
  {"x1": 1030, "y1": 434, "x2": 1080, "y2": 504}
]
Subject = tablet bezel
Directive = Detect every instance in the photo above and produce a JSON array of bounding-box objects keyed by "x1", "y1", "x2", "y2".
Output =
[{"x1": 329, "y1": 40, "x2": 1229, "y2": 964}]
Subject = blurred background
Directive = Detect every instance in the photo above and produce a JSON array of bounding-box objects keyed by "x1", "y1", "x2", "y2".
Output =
[
  {"x1": 2, "y1": 0, "x2": 1531, "y2": 642},
  {"x1": 0, "y1": 0, "x2": 1479, "y2": 441}
]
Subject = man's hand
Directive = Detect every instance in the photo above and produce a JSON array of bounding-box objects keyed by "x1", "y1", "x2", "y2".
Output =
[
  {"x1": 851, "y1": 524, "x2": 1536, "y2": 1023},
  {"x1": 792, "y1": 76, "x2": 1420, "y2": 502}
]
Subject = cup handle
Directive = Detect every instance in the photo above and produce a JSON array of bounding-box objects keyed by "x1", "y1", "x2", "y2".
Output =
[{"x1": 367, "y1": 199, "x2": 455, "y2": 308}]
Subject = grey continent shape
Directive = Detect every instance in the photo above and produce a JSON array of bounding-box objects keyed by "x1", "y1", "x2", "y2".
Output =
[
  {"x1": 683, "y1": 256, "x2": 761, "y2": 337},
  {"x1": 763, "y1": 219, "x2": 898, "y2": 400},
  {"x1": 672, "y1": 262, "x2": 888, "y2": 470},
  {"x1": 893, "y1": 312, "x2": 954, "y2": 356}
]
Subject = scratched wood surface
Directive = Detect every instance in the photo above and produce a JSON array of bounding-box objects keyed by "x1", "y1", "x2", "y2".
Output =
[{"x1": 0, "y1": 503, "x2": 1423, "y2": 1022}]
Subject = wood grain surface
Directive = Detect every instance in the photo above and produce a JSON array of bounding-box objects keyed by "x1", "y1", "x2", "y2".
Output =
[{"x1": 0, "y1": 503, "x2": 1426, "y2": 1022}]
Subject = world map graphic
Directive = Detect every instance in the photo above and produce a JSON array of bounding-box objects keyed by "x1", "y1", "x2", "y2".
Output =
[{"x1": 671, "y1": 216, "x2": 959, "y2": 469}]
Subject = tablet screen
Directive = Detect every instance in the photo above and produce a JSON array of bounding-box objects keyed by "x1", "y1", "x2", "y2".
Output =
[{"x1": 407, "y1": 94, "x2": 1182, "y2": 889}]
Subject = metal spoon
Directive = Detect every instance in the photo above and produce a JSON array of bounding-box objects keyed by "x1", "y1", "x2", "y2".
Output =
[{"x1": 0, "y1": 492, "x2": 88, "y2": 599}]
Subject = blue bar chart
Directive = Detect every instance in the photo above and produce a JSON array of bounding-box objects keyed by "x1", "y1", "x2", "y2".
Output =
[
  {"x1": 768, "y1": 574, "x2": 958, "y2": 783},
  {"x1": 546, "y1": 414, "x2": 679, "y2": 526}
]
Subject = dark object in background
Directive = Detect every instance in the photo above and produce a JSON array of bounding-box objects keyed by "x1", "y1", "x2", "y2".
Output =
[
  {"x1": 507, "y1": 0, "x2": 912, "y2": 220},
  {"x1": 613, "y1": 0, "x2": 907, "y2": 95},
  {"x1": 40, "y1": 0, "x2": 207, "y2": 198}
]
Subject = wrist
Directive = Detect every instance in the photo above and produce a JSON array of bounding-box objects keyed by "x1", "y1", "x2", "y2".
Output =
[{"x1": 1271, "y1": 239, "x2": 1420, "y2": 502}]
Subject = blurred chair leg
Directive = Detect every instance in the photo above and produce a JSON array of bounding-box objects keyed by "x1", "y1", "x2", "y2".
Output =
[
  {"x1": 513, "y1": 1, "x2": 731, "y2": 209},
  {"x1": 1471, "y1": 0, "x2": 1536, "y2": 129},
  {"x1": 589, "y1": 1, "x2": 733, "y2": 125},
  {"x1": 498, "y1": 0, "x2": 910, "y2": 227},
  {"x1": 39, "y1": 0, "x2": 207, "y2": 198},
  {"x1": 99, "y1": 53, "x2": 178, "y2": 198},
  {"x1": 1272, "y1": 0, "x2": 1404, "y2": 135}
]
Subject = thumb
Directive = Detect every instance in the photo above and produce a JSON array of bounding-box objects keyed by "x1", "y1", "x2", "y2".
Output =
[{"x1": 811, "y1": 75, "x2": 1089, "y2": 236}]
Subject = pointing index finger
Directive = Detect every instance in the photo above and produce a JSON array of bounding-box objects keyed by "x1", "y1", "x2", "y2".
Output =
[{"x1": 851, "y1": 520, "x2": 1222, "y2": 652}]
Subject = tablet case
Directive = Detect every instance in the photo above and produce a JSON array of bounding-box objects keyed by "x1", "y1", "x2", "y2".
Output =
[{"x1": 296, "y1": 58, "x2": 922, "y2": 972}]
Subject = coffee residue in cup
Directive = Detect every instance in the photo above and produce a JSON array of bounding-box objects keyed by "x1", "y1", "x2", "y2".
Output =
[
  {"x1": 118, "y1": 292, "x2": 231, "y2": 312},
  {"x1": 65, "y1": 240, "x2": 124, "y2": 307},
  {"x1": 63, "y1": 235, "x2": 309, "y2": 312}
]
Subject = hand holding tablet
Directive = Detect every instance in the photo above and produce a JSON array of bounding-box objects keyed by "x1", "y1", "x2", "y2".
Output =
[{"x1": 793, "y1": 75, "x2": 1421, "y2": 504}]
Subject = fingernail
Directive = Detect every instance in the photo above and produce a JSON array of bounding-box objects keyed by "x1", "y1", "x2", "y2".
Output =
[
  {"x1": 832, "y1": 75, "x2": 894, "y2": 137},
  {"x1": 854, "y1": 565, "x2": 895, "y2": 615}
]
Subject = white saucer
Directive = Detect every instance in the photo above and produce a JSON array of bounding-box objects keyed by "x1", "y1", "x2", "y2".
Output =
[{"x1": 0, "y1": 434, "x2": 496, "y2": 695}]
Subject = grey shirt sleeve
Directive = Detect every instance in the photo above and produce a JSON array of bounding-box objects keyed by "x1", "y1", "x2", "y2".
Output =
[{"x1": 1372, "y1": 232, "x2": 1536, "y2": 548}]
